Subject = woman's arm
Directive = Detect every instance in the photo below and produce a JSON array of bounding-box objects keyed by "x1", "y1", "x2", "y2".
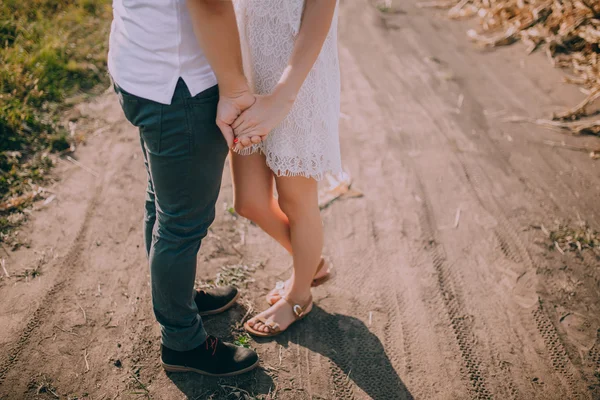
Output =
[
  {"x1": 232, "y1": 0, "x2": 337, "y2": 150},
  {"x1": 275, "y1": 0, "x2": 338, "y2": 102}
]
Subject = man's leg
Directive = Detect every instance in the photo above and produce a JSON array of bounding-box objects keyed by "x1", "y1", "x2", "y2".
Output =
[
  {"x1": 141, "y1": 83, "x2": 228, "y2": 351},
  {"x1": 116, "y1": 81, "x2": 258, "y2": 376},
  {"x1": 140, "y1": 136, "x2": 156, "y2": 257}
]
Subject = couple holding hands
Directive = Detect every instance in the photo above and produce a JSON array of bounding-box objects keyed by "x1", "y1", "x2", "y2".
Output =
[{"x1": 110, "y1": 0, "x2": 341, "y2": 376}]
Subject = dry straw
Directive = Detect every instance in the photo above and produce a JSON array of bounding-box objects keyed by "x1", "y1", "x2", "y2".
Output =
[{"x1": 420, "y1": 0, "x2": 600, "y2": 135}]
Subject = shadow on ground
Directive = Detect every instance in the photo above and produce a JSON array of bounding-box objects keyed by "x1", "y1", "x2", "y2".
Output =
[
  {"x1": 275, "y1": 305, "x2": 414, "y2": 400},
  {"x1": 167, "y1": 367, "x2": 274, "y2": 399}
]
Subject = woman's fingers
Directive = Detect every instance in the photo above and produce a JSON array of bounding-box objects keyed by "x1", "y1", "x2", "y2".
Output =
[
  {"x1": 240, "y1": 136, "x2": 252, "y2": 147},
  {"x1": 232, "y1": 135, "x2": 262, "y2": 152}
]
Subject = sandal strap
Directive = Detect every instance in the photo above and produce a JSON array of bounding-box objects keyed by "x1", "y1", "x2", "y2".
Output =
[
  {"x1": 283, "y1": 295, "x2": 313, "y2": 319},
  {"x1": 255, "y1": 316, "x2": 280, "y2": 333},
  {"x1": 271, "y1": 258, "x2": 327, "y2": 294},
  {"x1": 315, "y1": 258, "x2": 327, "y2": 276}
]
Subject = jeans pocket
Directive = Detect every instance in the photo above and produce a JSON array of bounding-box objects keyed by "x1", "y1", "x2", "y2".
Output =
[
  {"x1": 139, "y1": 105, "x2": 162, "y2": 155},
  {"x1": 119, "y1": 96, "x2": 140, "y2": 127},
  {"x1": 114, "y1": 83, "x2": 144, "y2": 126},
  {"x1": 158, "y1": 104, "x2": 192, "y2": 157}
]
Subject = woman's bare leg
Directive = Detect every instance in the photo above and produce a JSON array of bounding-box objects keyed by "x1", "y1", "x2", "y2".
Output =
[
  {"x1": 230, "y1": 151, "x2": 292, "y2": 254},
  {"x1": 248, "y1": 175, "x2": 322, "y2": 333},
  {"x1": 231, "y1": 152, "x2": 328, "y2": 303}
]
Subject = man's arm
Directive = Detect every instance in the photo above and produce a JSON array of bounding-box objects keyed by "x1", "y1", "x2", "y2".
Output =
[{"x1": 186, "y1": 0, "x2": 254, "y2": 147}]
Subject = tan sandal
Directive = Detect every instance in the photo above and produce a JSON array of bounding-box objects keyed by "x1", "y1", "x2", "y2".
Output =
[
  {"x1": 266, "y1": 258, "x2": 332, "y2": 305},
  {"x1": 244, "y1": 295, "x2": 313, "y2": 338}
]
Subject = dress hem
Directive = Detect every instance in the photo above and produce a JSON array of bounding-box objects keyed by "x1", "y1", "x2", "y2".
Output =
[{"x1": 234, "y1": 145, "x2": 343, "y2": 182}]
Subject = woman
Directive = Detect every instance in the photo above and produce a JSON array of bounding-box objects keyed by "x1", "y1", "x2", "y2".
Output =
[{"x1": 230, "y1": 0, "x2": 341, "y2": 337}]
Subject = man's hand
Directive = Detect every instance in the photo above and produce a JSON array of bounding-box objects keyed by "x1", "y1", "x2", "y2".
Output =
[
  {"x1": 186, "y1": 0, "x2": 253, "y2": 148},
  {"x1": 216, "y1": 88, "x2": 256, "y2": 148},
  {"x1": 231, "y1": 93, "x2": 294, "y2": 152}
]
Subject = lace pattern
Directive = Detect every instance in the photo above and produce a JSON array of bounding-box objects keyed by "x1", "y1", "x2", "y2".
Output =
[{"x1": 234, "y1": 0, "x2": 342, "y2": 180}]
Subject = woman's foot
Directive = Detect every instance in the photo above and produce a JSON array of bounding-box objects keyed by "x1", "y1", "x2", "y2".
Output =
[
  {"x1": 245, "y1": 294, "x2": 313, "y2": 336},
  {"x1": 266, "y1": 258, "x2": 330, "y2": 305}
]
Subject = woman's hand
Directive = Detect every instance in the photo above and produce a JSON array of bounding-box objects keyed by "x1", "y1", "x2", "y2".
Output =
[{"x1": 231, "y1": 91, "x2": 295, "y2": 152}]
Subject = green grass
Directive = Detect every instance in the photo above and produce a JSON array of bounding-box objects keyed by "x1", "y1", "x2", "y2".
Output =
[
  {"x1": 233, "y1": 332, "x2": 252, "y2": 348},
  {"x1": 0, "y1": 0, "x2": 112, "y2": 237}
]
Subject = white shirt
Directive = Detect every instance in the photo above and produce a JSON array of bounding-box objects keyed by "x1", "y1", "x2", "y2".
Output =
[{"x1": 108, "y1": 0, "x2": 217, "y2": 105}]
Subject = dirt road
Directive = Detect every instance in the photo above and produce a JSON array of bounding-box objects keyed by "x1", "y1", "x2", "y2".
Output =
[{"x1": 1, "y1": 1, "x2": 600, "y2": 399}]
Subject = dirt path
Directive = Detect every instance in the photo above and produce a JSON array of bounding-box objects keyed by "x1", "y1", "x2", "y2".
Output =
[{"x1": 1, "y1": 1, "x2": 600, "y2": 399}]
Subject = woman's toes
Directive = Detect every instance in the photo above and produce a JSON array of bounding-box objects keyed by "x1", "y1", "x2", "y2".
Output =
[
  {"x1": 247, "y1": 319, "x2": 256, "y2": 327},
  {"x1": 269, "y1": 294, "x2": 281, "y2": 303}
]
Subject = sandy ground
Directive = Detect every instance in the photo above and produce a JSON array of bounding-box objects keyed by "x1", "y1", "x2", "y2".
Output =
[{"x1": 1, "y1": 1, "x2": 600, "y2": 399}]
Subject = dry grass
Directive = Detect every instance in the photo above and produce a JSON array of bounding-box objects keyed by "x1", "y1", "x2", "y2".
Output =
[
  {"x1": 420, "y1": 0, "x2": 600, "y2": 135},
  {"x1": 534, "y1": 219, "x2": 600, "y2": 256},
  {"x1": 197, "y1": 263, "x2": 262, "y2": 290}
]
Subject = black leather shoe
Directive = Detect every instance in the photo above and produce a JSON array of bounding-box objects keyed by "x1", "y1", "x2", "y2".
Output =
[
  {"x1": 195, "y1": 286, "x2": 240, "y2": 316},
  {"x1": 161, "y1": 336, "x2": 259, "y2": 377}
]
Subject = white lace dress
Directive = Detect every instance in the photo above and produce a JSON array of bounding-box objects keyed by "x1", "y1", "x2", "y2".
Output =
[{"x1": 234, "y1": 0, "x2": 342, "y2": 180}]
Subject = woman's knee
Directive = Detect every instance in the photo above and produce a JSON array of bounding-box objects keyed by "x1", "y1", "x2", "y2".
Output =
[
  {"x1": 234, "y1": 197, "x2": 267, "y2": 221},
  {"x1": 277, "y1": 194, "x2": 309, "y2": 221}
]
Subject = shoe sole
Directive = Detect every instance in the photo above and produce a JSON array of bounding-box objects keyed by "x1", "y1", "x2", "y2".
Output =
[
  {"x1": 161, "y1": 358, "x2": 259, "y2": 377},
  {"x1": 198, "y1": 290, "x2": 241, "y2": 317}
]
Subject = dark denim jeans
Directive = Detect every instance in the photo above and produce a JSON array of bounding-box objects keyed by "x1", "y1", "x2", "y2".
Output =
[{"x1": 115, "y1": 79, "x2": 228, "y2": 351}]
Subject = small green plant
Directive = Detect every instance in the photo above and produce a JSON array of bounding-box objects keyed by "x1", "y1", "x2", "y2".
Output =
[
  {"x1": 16, "y1": 265, "x2": 42, "y2": 281},
  {"x1": 234, "y1": 333, "x2": 252, "y2": 348},
  {"x1": 375, "y1": 0, "x2": 393, "y2": 13}
]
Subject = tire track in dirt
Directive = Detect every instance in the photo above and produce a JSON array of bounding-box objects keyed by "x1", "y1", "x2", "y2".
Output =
[
  {"x1": 532, "y1": 301, "x2": 586, "y2": 397},
  {"x1": 381, "y1": 276, "x2": 432, "y2": 400},
  {"x1": 329, "y1": 355, "x2": 355, "y2": 400},
  {"x1": 350, "y1": 16, "x2": 500, "y2": 395},
  {"x1": 374, "y1": 151, "x2": 461, "y2": 399},
  {"x1": 338, "y1": 6, "x2": 505, "y2": 396},
  {"x1": 459, "y1": 156, "x2": 573, "y2": 387},
  {"x1": 332, "y1": 39, "x2": 448, "y2": 398},
  {"x1": 370, "y1": 28, "x2": 543, "y2": 399},
  {"x1": 382, "y1": 286, "x2": 409, "y2": 376},
  {"x1": 587, "y1": 331, "x2": 600, "y2": 375},
  {"x1": 414, "y1": 174, "x2": 493, "y2": 400},
  {"x1": 0, "y1": 181, "x2": 102, "y2": 384},
  {"x1": 383, "y1": 13, "x2": 587, "y2": 394},
  {"x1": 457, "y1": 155, "x2": 586, "y2": 399}
]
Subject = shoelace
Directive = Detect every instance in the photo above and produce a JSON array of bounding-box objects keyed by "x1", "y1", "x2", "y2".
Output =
[{"x1": 205, "y1": 337, "x2": 218, "y2": 356}]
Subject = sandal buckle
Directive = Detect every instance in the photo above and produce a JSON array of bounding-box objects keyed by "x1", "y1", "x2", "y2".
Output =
[{"x1": 293, "y1": 304, "x2": 304, "y2": 318}]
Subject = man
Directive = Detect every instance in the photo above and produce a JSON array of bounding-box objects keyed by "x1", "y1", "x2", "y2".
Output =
[{"x1": 108, "y1": 0, "x2": 258, "y2": 376}]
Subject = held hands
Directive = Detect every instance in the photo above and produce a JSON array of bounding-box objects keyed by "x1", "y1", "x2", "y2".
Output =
[
  {"x1": 216, "y1": 88, "x2": 256, "y2": 148},
  {"x1": 230, "y1": 92, "x2": 295, "y2": 152}
]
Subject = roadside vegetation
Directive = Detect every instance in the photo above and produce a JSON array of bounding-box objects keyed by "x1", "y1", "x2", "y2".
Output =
[
  {"x1": 0, "y1": 0, "x2": 112, "y2": 240},
  {"x1": 420, "y1": 0, "x2": 600, "y2": 143}
]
